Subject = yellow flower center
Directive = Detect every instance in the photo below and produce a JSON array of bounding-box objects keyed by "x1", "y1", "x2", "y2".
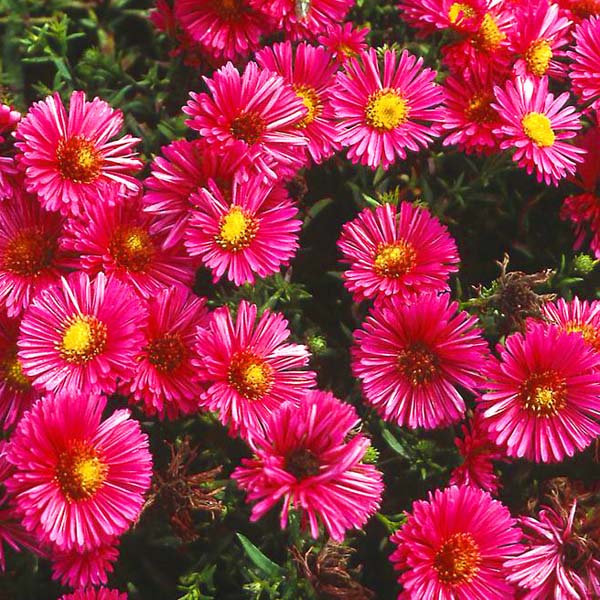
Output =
[
  {"x1": 473, "y1": 14, "x2": 505, "y2": 52},
  {"x1": 230, "y1": 111, "x2": 266, "y2": 145},
  {"x1": 464, "y1": 91, "x2": 497, "y2": 124},
  {"x1": 448, "y1": 2, "x2": 477, "y2": 25},
  {"x1": 0, "y1": 353, "x2": 31, "y2": 392},
  {"x1": 520, "y1": 370, "x2": 567, "y2": 416},
  {"x1": 565, "y1": 321, "x2": 600, "y2": 352},
  {"x1": 365, "y1": 89, "x2": 409, "y2": 131},
  {"x1": 109, "y1": 226, "x2": 155, "y2": 272},
  {"x1": 525, "y1": 39, "x2": 553, "y2": 77},
  {"x1": 59, "y1": 315, "x2": 107, "y2": 364},
  {"x1": 216, "y1": 206, "x2": 258, "y2": 252},
  {"x1": 434, "y1": 532, "x2": 481, "y2": 585},
  {"x1": 396, "y1": 342, "x2": 439, "y2": 386},
  {"x1": 55, "y1": 442, "x2": 108, "y2": 502},
  {"x1": 522, "y1": 112, "x2": 555, "y2": 147},
  {"x1": 145, "y1": 334, "x2": 186, "y2": 373},
  {"x1": 293, "y1": 84, "x2": 321, "y2": 128},
  {"x1": 373, "y1": 241, "x2": 417, "y2": 278},
  {"x1": 3, "y1": 228, "x2": 56, "y2": 277},
  {"x1": 56, "y1": 135, "x2": 102, "y2": 184},
  {"x1": 227, "y1": 351, "x2": 274, "y2": 400}
]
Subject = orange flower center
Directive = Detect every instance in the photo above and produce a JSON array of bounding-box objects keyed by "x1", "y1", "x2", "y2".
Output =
[
  {"x1": 227, "y1": 351, "x2": 274, "y2": 400},
  {"x1": 211, "y1": 0, "x2": 243, "y2": 19},
  {"x1": 396, "y1": 342, "x2": 438, "y2": 386},
  {"x1": 0, "y1": 352, "x2": 31, "y2": 392},
  {"x1": 109, "y1": 225, "x2": 155, "y2": 272},
  {"x1": 293, "y1": 84, "x2": 321, "y2": 128},
  {"x1": 145, "y1": 334, "x2": 186, "y2": 373},
  {"x1": 230, "y1": 111, "x2": 266, "y2": 145},
  {"x1": 448, "y1": 2, "x2": 477, "y2": 25},
  {"x1": 373, "y1": 241, "x2": 417, "y2": 278},
  {"x1": 56, "y1": 135, "x2": 102, "y2": 184},
  {"x1": 59, "y1": 315, "x2": 107, "y2": 364},
  {"x1": 284, "y1": 448, "x2": 320, "y2": 480},
  {"x1": 565, "y1": 320, "x2": 600, "y2": 351},
  {"x1": 434, "y1": 532, "x2": 481, "y2": 585},
  {"x1": 522, "y1": 112, "x2": 555, "y2": 147},
  {"x1": 473, "y1": 14, "x2": 505, "y2": 52},
  {"x1": 525, "y1": 39, "x2": 553, "y2": 77},
  {"x1": 520, "y1": 370, "x2": 567, "y2": 416},
  {"x1": 3, "y1": 228, "x2": 56, "y2": 277},
  {"x1": 464, "y1": 91, "x2": 497, "y2": 124},
  {"x1": 216, "y1": 206, "x2": 258, "y2": 252},
  {"x1": 365, "y1": 89, "x2": 409, "y2": 131},
  {"x1": 55, "y1": 442, "x2": 107, "y2": 502}
]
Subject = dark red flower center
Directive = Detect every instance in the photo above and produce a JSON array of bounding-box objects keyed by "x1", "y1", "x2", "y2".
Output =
[
  {"x1": 284, "y1": 448, "x2": 320, "y2": 480},
  {"x1": 3, "y1": 227, "x2": 56, "y2": 277},
  {"x1": 396, "y1": 342, "x2": 439, "y2": 386},
  {"x1": 55, "y1": 441, "x2": 108, "y2": 502},
  {"x1": 520, "y1": 370, "x2": 567, "y2": 417},
  {"x1": 109, "y1": 225, "x2": 155, "y2": 272},
  {"x1": 227, "y1": 351, "x2": 274, "y2": 400},
  {"x1": 434, "y1": 532, "x2": 481, "y2": 585},
  {"x1": 211, "y1": 0, "x2": 243, "y2": 20},
  {"x1": 146, "y1": 334, "x2": 186, "y2": 373},
  {"x1": 0, "y1": 351, "x2": 31, "y2": 392},
  {"x1": 230, "y1": 111, "x2": 266, "y2": 145},
  {"x1": 56, "y1": 135, "x2": 102, "y2": 184},
  {"x1": 59, "y1": 315, "x2": 108, "y2": 364},
  {"x1": 464, "y1": 91, "x2": 497, "y2": 124}
]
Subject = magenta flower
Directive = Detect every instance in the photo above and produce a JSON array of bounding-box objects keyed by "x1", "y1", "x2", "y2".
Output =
[
  {"x1": 477, "y1": 322, "x2": 600, "y2": 462},
  {"x1": 492, "y1": 75, "x2": 585, "y2": 185},
  {"x1": 390, "y1": 485, "x2": 523, "y2": 599},
  {"x1": 184, "y1": 176, "x2": 301, "y2": 286},
  {"x1": 332, "y1": 48, "x2": 444, "y2": 169},
  {"x1": 18, "y1": 271, "x2": 147, "y2": 396},
  {"x1": 569, "y1": 16, "x2": 600, "y2": 111},
  {"x1": 194, "y1": 300, "x2": 315, "y2": 440},
  {"x1": 353, "y1": 293, "x2": 489, "y2": 429},
  {"x1": 59, "y1": 589, "x2": 127, "y2": 600},
  {"x1": 232, "y1": 390, "x2": 383, "y2": 541},
  {"x1": 337, "y1": 202, "x2": 459, "y2": 302},
  {"x1": 6, "y1": 393, "x2": 151, "y2": 551},
  {"x1": 317, "y1": 22, "x2": 369, "y2": 63},
  {"x1": 14, "y1": 91, "x2": 141, "y2": 216},
  {"x1": 130, "y1": 285, "x2": 208, "y2": 419}
]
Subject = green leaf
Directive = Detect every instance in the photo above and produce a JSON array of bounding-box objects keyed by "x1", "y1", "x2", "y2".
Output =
[
  {"x1": 236, "y1": 533, "x2": 282, "y2": 578},
  {"x1": 381, "y1": 426, "x2": 411, "y2": 459}
]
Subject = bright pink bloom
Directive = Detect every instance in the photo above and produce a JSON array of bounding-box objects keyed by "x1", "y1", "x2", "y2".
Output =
[
  {"x1": 317, "y1": 22, "x2": 370, "y2": 62},
  {"x1": 62, "y1": 191, "x2": 195, "y2": 298},
  {"x1": 0, "y1": 192, "x2": 69, "y2": 317},
  {"x1": 175, "y1": 0, "x2": 270, "y2": 61},
  {"x1": 51, "y1": 539, "x2": 119, "y2": 588},
  {"x1": 18, "y1": 271, "x2": 147, "y2": 396},
  {"x1": 0, "y1": 156, "x2": 19, "y2": 202},
  {"x1": 492, "y1": 75, "x2": 585, "y2": 185},
  {"x1": 14, "y1": 91, "x2": 141, "y2": 216},
  {"x1": 184, "y1": 177, "x2": 301, "y2": 286},
  {"x1": 506, "y1": 501, "x2": 600, "y2": 599},
  {"x1": 556, "y1": 0, "x2": 600, "y2": 21},
  {"x1": 0, "y1": 103, "x2": 21, "y2": 201},
  {"x1": 569, "y1": 16, "x2": 600, "y2": 111},
  {"x1": 256, "y1": 41, "x2": 340, "y2": 164},
  {"x1": 398, "y1": 0, "x2": 488, "y2": 35},
  {"x1": 477, "y1": 322, "x2": 600, "y2": 462},
  {"x1": 0, "y1": 103, "x2": 20, "y2": 143},
  {"x1": 332, "y1": 48, "x2": 444, "y2": 170},
  {"x1": 390, "y1": 485, "x2": 523, "y2": 599},
  {"x1": 232, "y1": 390, "x2": 383, "y2": 541},
  {"x1": 337, "y1": 202, "x2": 459, "y2": 302},
  {"x1": 130, "y1": 286, "x2": 208, "y2": 419},
  {"x1": 143, "y1": 139, "x2": 240, "y2": 249},
  {"x1": 6, "y1": 393, "x2": 152, "y2": 551},
  {"x1": 184, "y1": 61, "x2": 308, "y2": 180},
  {"x1": 194, "y1": 300, "x2": 315, "y2": 440},
  {"x1": 59, "y1": 589, "x2": 127, "y2": 600},
  {"x1": 352, "y1": 293, "x2": 489, "y2": 429}
]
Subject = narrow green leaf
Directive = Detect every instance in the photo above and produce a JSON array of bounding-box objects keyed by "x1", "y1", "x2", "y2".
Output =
[{"x1": 236, "y1": 533, "x2": 282, "y2": 578}]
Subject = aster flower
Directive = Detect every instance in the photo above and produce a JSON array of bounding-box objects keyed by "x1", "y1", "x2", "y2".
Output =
[
  {"x1": 317, "y1": 22, "x2": 370, "y2": 63},
  {"x1": 477, "y1": 321, "x2": 600, "y2": 462},
  {"x1": 492, "y1": 75, "x2": 585, "y2": 185},
  {"x1": 0, "y1": 103, "x2": 21, "y2": 201},
  {"x1": 194, "y1": 300, "x2": 315, "y2": 440},
  {"x1": 0, "y1": 192, "x2": 69, "y2": 317},
  {"x1": 390, "y1": 485, "x2": 523, "y2": 599},
  {"x1": 557, "y1": 0, "x2": 600, "y2": 21},
  {"x1": 184, "y1": 61, "x2": 308, "y2": 180},
  {"x1": 59, "y1": 589, "x2": 127, "y2": 600},
  {"x1": 256, "y1": 41, "x2": 340, "y2": 164},
  {"x1": 130, "y1": 285, "x2": 208, "y2": 419},
  {"x1": 505, "y1": 500, "x2": 600, "y2": 599},
  {"x1": 232, "y1": 390, "x2": 384, "y2": 541},
  {"x1": 175, "y1": 0, "x2": 270, "y2": 61},
  {"x1": 332, "y1": 48, "x2": 444, "y2": 170},
  {"x1": 62, "y1": 191, "x2": 195, "y2": 298},
  {"x1": 18, "y1": 271, "x2": 147, "y2": 396},
  {"x1": 14, "y1": 91, "x2": 142, "y2": 216},
  {"x1": 184, "y1": 176, "x2": 301, "y2": 286},
  {"x1": 352, "y1": 293, "x2": 489, "y2": 430},
  {"x1": 337, "y1": 202, "x2": 459, "y2": 302},
  {"x1": 398, "y1": 0, "x2": 487, "y2": 35},
  {"x1": 569, "y1": 16, "x2": 600, "y2": 111},
  {"x1": 6, "y1": 392, "x2": 152, "y2": 551}
]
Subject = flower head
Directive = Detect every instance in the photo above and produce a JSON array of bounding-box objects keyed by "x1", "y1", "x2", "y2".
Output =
[
  {"x1": 59, "y1": 589, "x2": 127, "y2": 600},
  {"x1": 232, "y1": 390, "x2": 383, "y2": 541},
  {"x1": 569, "y1": 16, "x2": 600, "y2": 111},
  {"x1": 317, "y1": 22, "x2": 369, "y2": 62}
]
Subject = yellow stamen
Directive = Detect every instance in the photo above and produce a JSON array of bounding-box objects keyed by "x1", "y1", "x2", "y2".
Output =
[
  {"x1": 448, "y1": 2, "x2": 477, "y2": 24},
  {"x1": 365, "y1": 89, "x2": 409, "y2": 131},
  {"x1": 525, "y1": 39, "x2": 553, "y2": 77},
  {"x1": 55, "y1": 443, "x2": 107, "y2": 502},
  {"x1": 522, "y1": 112, "x2": 555, "y2": 147},
  {"x1": 434, "y1": 532, "x2": 481, "y2": 585},
  {"x1": 59, "y1": 315, "x2": 107, "y2": 364},
  {"x1": 227, "y1": 351, "x2": 274, "y2": 400},
  {"x1": 293, "y1": 84, "x2": 321, "y2": 128},
  {"x1": 473, "y1": 14, "x2": 505, "y2": 53},
  {"x1": 216, "y1": 206, "x2": 258, "y2": 252},
  {"x1": 520, "y1": 370, "x2": 567, "y2": 416},
  {"x1": 373, "y1": 241, "x2": 417, "y2": 278},
  {"x1": 109, "y1": 226, "x2": 154, "y2": 272},
  {"x1": 56, "y1": 136, "x2": 102, "y2": 184}
]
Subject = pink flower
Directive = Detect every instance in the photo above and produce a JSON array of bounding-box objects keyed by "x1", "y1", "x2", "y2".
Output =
[
  {"x1": 390, "y1": 485, "x2": 523, "y2": 599},
  {"x1": 505, "y1": 500, "x2": 600, "y2": 599},
  {"x1": 59, "y1": 589, "x2": 127, "y2": 600},
  {"x1": 337, "y1": 202, "x2": 459, "y2": 302},
  {"x1": 256, "y1": 41, "x2": 340, "y2": 164},
  {"x1": 352, "y1": 293, "x2": 489, "y2": 429},
  {"x1": 62, "y1": 191, "x2": 195, "y2": 298},
  {"x1": 232, "y1": 390, "x2": 383, "y2": 541},
  {"x1": 398, "y1": 0, "x2": 488, "y2": 35},
  {"x1": 0, "y1": 103, "x2": 21, "y2": 201},
  {"x1": 332, "y1": 48, "x2": 444, "y2": 170},
  {"x1": 317, "y1": 22, "x2": 370, "y2": 62},
  {"x1": 18, "y1": 271, "x2": 147, "y2": 396},
  {"x1": 130, "y1": 285, "x2": 208, "y2": 419},
  {"x1": 6, "y1": 393, "x2": 152, "y2": 551},
  {"x1": 492, "y1": 75, "x2": 585, "y2": 185},
  {"x1": 184, "y1": 61, "x2": 308, "y2": 180},
  {"x1": 14, "y1": 91, "x2": 142, "y2": 216},
  {"x1": 184, "y1": 176, "x2": 301, "y2": 286},
  {"x1": 477, "y1": 322, "x2": 600, "y2": 462},
  {"x1": 569, "y1": 16, "x2": 600, "y2": 111},
  {"x1": 556, "y1": 0, "x2": 600, "y2": 22},
  {"x1": 0, "y1": 192, "x2": 69, "y2": 317},
  {"x1": 194, "y1": 300, "x2": 315, "y2": 440}
]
